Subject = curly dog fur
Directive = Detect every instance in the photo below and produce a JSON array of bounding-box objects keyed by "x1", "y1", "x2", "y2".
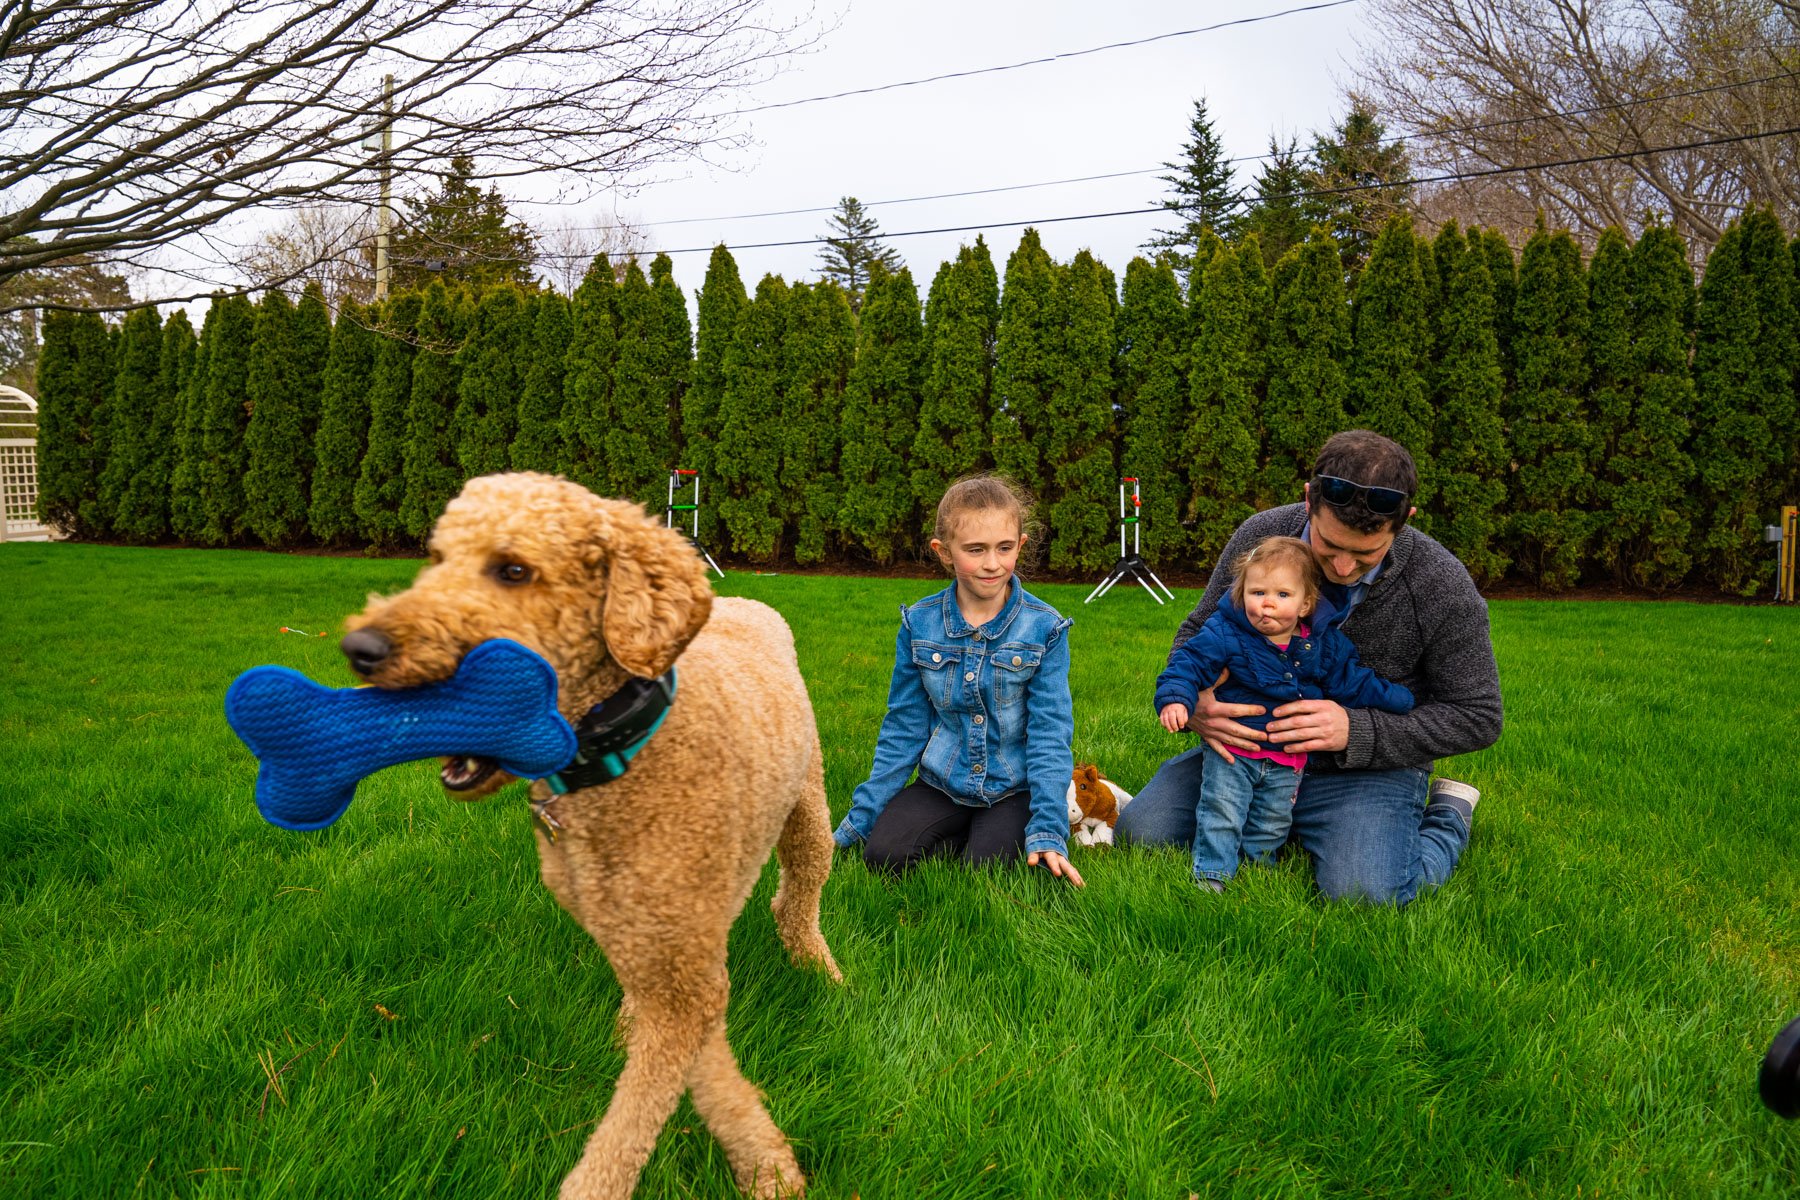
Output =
[{"x1": 344, "y1": 472, "x2": 840, "y2": 1199}]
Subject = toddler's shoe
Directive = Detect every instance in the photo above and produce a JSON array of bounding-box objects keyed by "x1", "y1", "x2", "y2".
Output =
[{"x1": 1196, "y1": 877, "x2": 1226, "y2": 894}]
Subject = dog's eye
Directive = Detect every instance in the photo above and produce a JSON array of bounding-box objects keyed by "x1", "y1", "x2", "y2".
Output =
[{"x1": 495, "y1": 562, "x2": 532, "y2": 585}]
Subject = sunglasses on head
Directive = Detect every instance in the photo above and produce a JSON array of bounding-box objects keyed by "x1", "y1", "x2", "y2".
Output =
[{"x1": 1313, "y1": 474, "x2": 1410, "y2": 516}]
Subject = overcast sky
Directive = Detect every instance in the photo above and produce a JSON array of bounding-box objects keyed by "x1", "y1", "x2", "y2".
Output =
[{"x1": 514, "y1": 0, "x2": 1371, "y2": 302}]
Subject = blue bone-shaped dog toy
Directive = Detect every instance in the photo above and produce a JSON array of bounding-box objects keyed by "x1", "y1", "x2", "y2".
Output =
[{"x1": 225, "y1": 638, "x2": 577, "y2": 831}]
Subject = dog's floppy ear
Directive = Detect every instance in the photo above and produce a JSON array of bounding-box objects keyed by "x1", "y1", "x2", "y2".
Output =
[{"x1": 597, "y1": 504, "x2": 714, "y2": 679}]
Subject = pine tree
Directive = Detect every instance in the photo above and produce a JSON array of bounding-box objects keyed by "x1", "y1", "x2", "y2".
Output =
[
  {"x1": 197, "y1": 294, "x2": 257, "y2": 545},
  {"x1": 512, "y1": 291, "x2": 569, "y2": 474},
  {"x1": 400, "y1": 281, "x2": 468, "y2": 540},
  {"x1": 649, "y1": 253, "x2": 692, "y2": 472},
  {"x1": 1144, "y1": 98, "x2": 1239, "y2": 280},
  {"x1": 1185, "y1": 239, "x2": 1268, "y2": 566},
  {"x1": 991, "y1": 228, "x2": 1061, "y2": 502},
  {"x1": 1261, "y1": 228, "x2": 1350, "y2": 513},
  {"x1": 1347, "y1": 217, "x2": 1435, "y2": 518},
  {"x1": 355, "y1": 293, "x2": 420, "y2": 546},
  {"x1": 781, "y1": 281, "x2": 855, "y2": 563},
  {"x1": 686, "y1": 246, "x2": 747, "y2": 545},
  {"x1": 391, "y1": 155, "x2": 537, "y2": 291},
  {"x1": 1241, "y1": 137, "x2": 1309, "y2": 269},
  {"x1": 1046, "y1": 250, "x2": 1118, "y2": 572},
  {"x1": 1117, "y1": 256, "x2": 1189, "y2": 565},
  {"x1": 1429, "y1": 225, "x2": 1508, "y2": 582},
  {"x1": 452, "y1": 284, "x2": 528, "y2": 479},
  {"x1": 837, "y1": 265, "x2": 924, "y2": 563},
  {"x1": 94, "y1": 307, "x2": 165, "y2": 540},
  {"x1": 715, "y1": 274, "x2": 790, "y2": 561},
  {"x1": 36, "y1": 312, "x2": 116, "y2": 536},
  {"x1": 912, "y1": 238, "x2": 999, "y2": 522},
  {"x1": 1301, "y1": 103, "x2": 1412, "y2": 278},
  {"x1": 310, "y1": 301, "x2": 379, "y2": 543},
  {"x1": 603, "y1": 261, "x2": 678, "y2": 508},
  {"x1": 1507, "y1": 221, "x2": 1593, "y2": 589},
  {"x1": 1692, "y1": 209, "x2": 1798, "y2": 594},
  {"x1": 168, "y1": 306, "x2": 214, "y2": 542},
  {"x1": 562, "y1": 254, "x2": 619, "y2": 496},
  {"x1": 816, "y1": 197, "x2": 904, "y2": 313}
]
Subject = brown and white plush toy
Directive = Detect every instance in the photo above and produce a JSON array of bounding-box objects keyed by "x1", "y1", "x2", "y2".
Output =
[{"x1": 1066, "y1": 763, "x2": 1133, "y2": 847}]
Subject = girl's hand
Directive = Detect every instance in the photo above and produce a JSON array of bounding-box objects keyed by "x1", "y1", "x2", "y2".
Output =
[
  {"x1": 1028, "y1": 850, "x2": 1085, "y2": 888},
  {"x1": 1159, "y1": 703, "x2": 1191, "y2": 734}
]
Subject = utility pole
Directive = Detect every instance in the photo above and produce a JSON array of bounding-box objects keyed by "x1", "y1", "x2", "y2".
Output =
[{"x1": 375, "y1": 74, "x2": 393, "y2": 299}]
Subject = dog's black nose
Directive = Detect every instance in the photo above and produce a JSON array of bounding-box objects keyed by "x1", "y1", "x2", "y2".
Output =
[{"x1": 340, "y1": 628, "x2": 392, "y2": 676}]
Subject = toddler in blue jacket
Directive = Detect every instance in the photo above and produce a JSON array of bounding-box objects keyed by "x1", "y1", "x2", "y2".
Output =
[{"x1": 1155, "y1": 536, "x2": 1415, "y2": 890}]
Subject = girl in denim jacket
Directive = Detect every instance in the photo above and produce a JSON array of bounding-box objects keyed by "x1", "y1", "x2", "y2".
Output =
[{"x1": 834, "y1": 476, "x2": 1083, "y2": 886}]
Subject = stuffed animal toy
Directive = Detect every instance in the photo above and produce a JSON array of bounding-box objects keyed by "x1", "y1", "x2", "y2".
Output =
[
  {"x1": 1066, "y1": 762, "x2": 1134, "y2": 847},
  {"x1": 225, "y1": 638, "x2": 577, "y2": 831}
]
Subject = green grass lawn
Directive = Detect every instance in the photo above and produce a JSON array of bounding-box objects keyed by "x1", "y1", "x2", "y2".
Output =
[{"x1": 3, "y1": 543, "x2": 1798, "y2": 1198}]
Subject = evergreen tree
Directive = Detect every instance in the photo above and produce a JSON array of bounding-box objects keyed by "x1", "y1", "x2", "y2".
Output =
[
  {"x1": 715, "y1": 274, "x2": 790, "y2": 561},
  {"x1": 686, "y1": 246, "x2": 747, "y2": 545},
  {"x1": 1691, "y1": 209, "x2": 1798, "y2": 593},
  {"x1": 816, "y1": 197, "x2": 904, "y2": 313},
  {"x1": 991, "y1": 228, "x2": 1061, "y2": 502},
  {"x1": 94, "y1": 307, "x2": 165, "y2": 539},
  {"x1": 781, "y1": 281, "x2": 855, "y2": 563},
  {"x1": 1185, "y1": 239, "x2": 1268, "y2": 566},
  {"x1": 604, "y1": 261, "x2": 679, "y2": 508},
  {"x1": 122, "y1": 309, "x2": 194, "y2": 542},
  {"x1": 310, "y1": 302, "x2": 379, "y2": 543},
  {"x1": 452, "y1": 284, "x2": 528, "y2": 479},
  {"x1": 168, "y1": 306, "x2": 214, "y2": 542},
  {"x1": 1261, "y1": 228, "x2": 1350, "y2": 513},
  {"x1": 34, "y1": 311, "x2": 115, "y2": 535},
  {"x1": 512, "y1": 290, "x2": 570, "y2": 474},
  {"x1": 1241, "y1": 137, "x2": 1309, "y2": 269},
  {"x1": 1144, "y1": 98, "x2": 1239, "y2": 280},
  {"x1": 837, "y1": 265, "x2": 924, "y2": 563},
  {"x1": 391, "y1": 155, "x2": 537, "y2": 291},
  {"x1": 1301, "y1": 103, "x2": 1412, "y2": 278},
  {"x1": 1347, "y1": 217, "x2": 1435, "y2": 520},
  {"x1": 1117, "y1": 255, "x2": 1190, "y2": 565},
  {"x1": 1428, "y1": 225, "x2": 1508, "y2": 582},
  {"x1": 562, "y1": 254, "x2": 619, "y2": 496},
  {"x1": 1478, "y1": 229, "x2": 1518, "y2": 392},
  {"x1": 242, "y1": 290, "x2": 315, "y2": 545},
  {"x1": 1507, "y1": 222, "x2": 1593, "y2": 589},
  {"x1": 293, "y1": 282, "x2": 331, "y2": 439},
  {"x1": 1045, "y1": 250, "x2": 1118, "y2": 572},
  {"x1": 649, "y1": 253, "x2": 692, "y2": 471},
  {"x1": 400, "y1": 282, "x2": 468, "y2": 540},
  {"x1": 912, "y1": 238, "x2": 999, "y2": 521},
  {"x1": 197, "y1": 294, "x2": 257, "y2": 545},
  {"x1": 355, "y1": 293, "x2": 421, "y2": 546}
]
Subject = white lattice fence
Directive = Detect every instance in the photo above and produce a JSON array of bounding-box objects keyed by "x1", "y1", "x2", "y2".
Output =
[{"x1": 0, "y1": 386, "x2": 47, "y2": 542}]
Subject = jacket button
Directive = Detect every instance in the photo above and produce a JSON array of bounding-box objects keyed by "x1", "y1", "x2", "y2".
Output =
[
  {"x1": 1012, "y1": 655, "x2": 1022, "y2": 666},
  {"x1": 931, "y1": 652, "x2": 942, "y2": 663},
  {"x1": 964, "y1": 671, "x2": 975, "y2": 681},
  {"x1": 972, "y1": 763, "x2": 984, "y2": 773},
  {"x1": 1284, "y1": 672, "x2": 1293, "y2": 679}
]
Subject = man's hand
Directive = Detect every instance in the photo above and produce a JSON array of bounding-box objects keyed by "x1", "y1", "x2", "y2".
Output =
[
  {"x1": 1159, "y1": 703, "x2": 1190, "y2": 734},
  {"x1": 1188, "y1": 668, "x2": 1268, "y2": 763},
  {"x1": 1265, "y1": 698, "x2": 1349, "y2": 753},
  {"x1": 1028, "y1": 850, "x2": 1085, "y2": 888}
]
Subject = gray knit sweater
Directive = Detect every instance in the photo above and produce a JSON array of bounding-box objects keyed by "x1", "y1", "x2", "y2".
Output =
[{"x1": 1169, "y1": 504, "x2": 1503, "y2": 773}]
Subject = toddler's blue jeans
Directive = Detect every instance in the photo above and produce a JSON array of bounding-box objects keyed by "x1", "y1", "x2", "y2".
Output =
[{"x1": 1191, "y1": 753, "x2": 1300, "y2": 885}]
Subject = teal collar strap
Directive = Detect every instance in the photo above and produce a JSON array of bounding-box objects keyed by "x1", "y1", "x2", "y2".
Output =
[{"x1": 543, "y1": 668, "x2": 677, "y2": 796}]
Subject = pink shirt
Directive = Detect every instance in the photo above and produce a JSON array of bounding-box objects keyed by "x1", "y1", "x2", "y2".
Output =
[{"x1": 1235, "y1": 628, "x2": 1308, "y2": 771}]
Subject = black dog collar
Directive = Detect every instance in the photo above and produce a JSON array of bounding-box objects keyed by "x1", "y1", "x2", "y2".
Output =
[{"x1": 543, "y1": 668, "x2": 677, "y2": 796}]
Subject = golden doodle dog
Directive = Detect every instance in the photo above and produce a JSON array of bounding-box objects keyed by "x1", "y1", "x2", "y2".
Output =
[{"x1": 342, "y1": 472, "x2": 840, "y2": 1199}]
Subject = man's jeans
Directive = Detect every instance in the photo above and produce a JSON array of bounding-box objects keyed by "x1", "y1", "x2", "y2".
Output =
[
  {"x1": 1192, "y1": 753, "x2": 1301, "y2": 885},
  {"x1": 1117, "y1": 744, "x2": 1471, "y2": 905}
]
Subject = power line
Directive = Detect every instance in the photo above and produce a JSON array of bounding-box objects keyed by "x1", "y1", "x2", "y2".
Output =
[
  {"x1": 638, "y1": 122, "x2": 1800, "y2": 256},
  {"x1": 605, "y1": 66, "x2": 1800, "y2": 235},
  {"x1": 722, "y1": 0, "x2": 1363, "y2": 116}
]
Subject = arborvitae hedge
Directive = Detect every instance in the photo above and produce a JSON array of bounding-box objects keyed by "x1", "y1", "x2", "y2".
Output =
[
  {"x1": 838, "y1": 265, "x2": 924, "y2": 563},
  {"x1": 562, "y1": 255, "x2": 619, "y2": 498},
  {"x1": 607, "y1": 262, "x2": 678, "y2": 511},
  {"x1": 310, "y1": 302, "x2": 378, "y2": 544},
  {"x1": 132, "y1": 310, "x2": 195, "y2": 543},
  {"x1": 1045, "y1": 249, "x2": 1117, "y2": 572},
  {"x1": 992, "y1": 228, "x2": 1060, "y2": 501},
  {"x1": 716, "y1": 274, "x2": 790, "y2": 562},
  {"x1": 1429, "y1": 225, "x2": 1508, "y2": 583},
  {"x1": 1348, "y1": 217, "x2": 1436, "y2": 523},
  {"x1": 913, "y1": 239, "x2": 998, "y2": 522},
  {"x1": 243, "y1": 290, "x2": 315, "y2": 547},
  {"x1": 1507, "y1": 223, "x2": 1594, "y2": 590},
  {"x1": 36, "y1": 312, "x2": 115, "y2": 536},
  {"x1": 452, "y1": 285, "x2": 528, "y2": 480},
  {"x1": 400, "y1": 282, "x2": 467, "y2": 541},
  {"x1": 687, "y1": 246, "x2": 746, "y2": 547},
  {"x1": 95, "y1": 306, "x2": 165, "y2": 540},
  {"x1": 168, "y1": 306, "x2": 214, "y2": 543},
  {"x1": 355, "y1": 293, "x2": 420, "y2": 547},
  {"x1": 512, "y1": 290, "x2": 570, "y2": 474},
  {"x1": 1117, "y1": 255, "x2": 1190, "y2": 564},
  {"x1": 1692, "y1": 209, "x2": 1799, "y2": 594},
  {"x1": 197, "y1": 294, "x2": 257, "y2": 546},
  {"x1": 1262, "y1": 229, "x2": 1350, "y2": 513},
  {"x1": 780, "y1": 281, "x2": 855, "y2": 564},
  {"x1": 1185, "y1": 239, "x2": 1266, "y2": 565}
]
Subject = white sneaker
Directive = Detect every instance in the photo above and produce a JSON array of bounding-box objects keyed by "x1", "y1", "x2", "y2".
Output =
[{"x1": 1429, "y1": 778, "x2": 1481, "y2": 812}]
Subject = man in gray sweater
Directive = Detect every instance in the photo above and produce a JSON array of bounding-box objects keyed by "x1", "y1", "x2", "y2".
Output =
[{"x1": 1117, "y1": 430, "x2": 1503, "y2": 904}]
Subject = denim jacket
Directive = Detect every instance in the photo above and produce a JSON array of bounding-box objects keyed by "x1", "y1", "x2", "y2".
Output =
[{"x1": 835, "y1": 577, "x2": 1075, "y2": 857}]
